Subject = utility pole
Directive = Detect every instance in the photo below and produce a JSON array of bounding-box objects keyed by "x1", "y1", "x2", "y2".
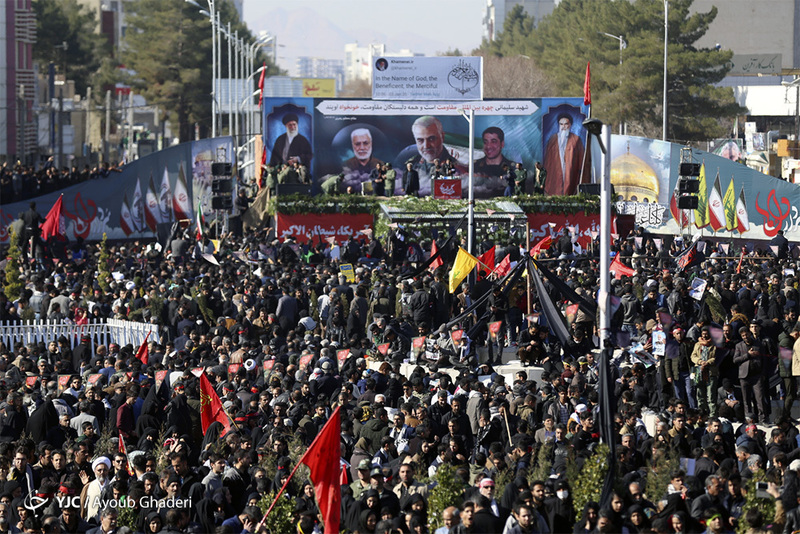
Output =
[
  {"x1": 85, "y1": 87, "x2": 92, "y2": 161},
  {"x1": 105, "y1": 89, "x2": 111, "y2": 163},
  {"x1": 18, "y1": 85, "x2": 25, "y2": 165},
  {"x1": 227, "y1": 22, "x2": 233, "y2": 136},
  {"x1": 58, "y1": 88, "x2": 64, "y2": 170},
  {"x1": 128, "y1": 91, "x2": 134, "y2": 161}
]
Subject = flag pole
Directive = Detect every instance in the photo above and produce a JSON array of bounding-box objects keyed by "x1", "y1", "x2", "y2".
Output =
[{"x1": 257, "y1": 406, "x2": 342, "y2": 530}]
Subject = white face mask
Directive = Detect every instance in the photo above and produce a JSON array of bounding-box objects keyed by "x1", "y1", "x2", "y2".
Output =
[{"x1": 557, "y1": 490, "x2": 569, "y2": 500}]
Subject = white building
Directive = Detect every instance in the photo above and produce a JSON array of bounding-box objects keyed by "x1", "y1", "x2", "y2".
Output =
[{"x1": 344, "y1": 43, "x2": 417, "y2": 85}]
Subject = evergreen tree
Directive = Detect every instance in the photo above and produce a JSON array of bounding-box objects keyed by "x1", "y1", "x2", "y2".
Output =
[
  {"x1": 481, "y1": 0, "x2": 744, "y2": 141},
  {"x1": 4, "y1": 228, "x2": 23, "y2": 302},
  {"x1": 33, "y1": 0, "x2": 110, "y2": 96},
  {"x1": 97, "y1": 233, "x2": 111, "y2": 293},
  {"x1": 123, "y1": 0, "x2": 282, "y2": 142}
]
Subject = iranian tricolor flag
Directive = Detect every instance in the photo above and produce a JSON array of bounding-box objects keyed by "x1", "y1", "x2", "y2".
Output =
[
  {"x1": 172, "y1": 163, "x2": 191, "y2": 221},
  {"x1": 736, "y1": 186, "x2": 750, "y2": 233},
  {"x1": 195, "y1": 202, "x2": 205, "y2": 241},
  {"x1": 120, "y1": 193, "x2": 134, "y2": 236},
  {"x1": 707, "y1": 171, "x2": 725, "y2": 232}
]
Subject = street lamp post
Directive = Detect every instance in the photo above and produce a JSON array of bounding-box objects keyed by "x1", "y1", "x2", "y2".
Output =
[
  {"x1": 600, "y1": 32, "x2": 626, "y2": 134},
  {"x1": 459, "y1": 108, "x2": 475, "y2": 256},
  {"x1": 663, "y1": 0, "x2": 669, "y2": 141},
  {"x1": 185, "y1": 0, "x2": 216, "y2": 137}
]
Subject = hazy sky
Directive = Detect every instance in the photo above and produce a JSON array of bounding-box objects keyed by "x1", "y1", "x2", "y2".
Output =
[{"x1": 243, "y1": 0, "x2": 488, "y2": 74}]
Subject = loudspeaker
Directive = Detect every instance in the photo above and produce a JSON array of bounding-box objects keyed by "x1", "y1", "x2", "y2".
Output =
[
  {"x1": 276, "y1": 184, "x2": 312, "y2": 196},
  {"x1": 577, "y1": 183, "x2": 616, "y2": 198},
  {"x1": 211, "y1": 196, "x2": 233, "y2": 210},
  {"x1": 678, "y1": 178, "x2": 699, "y2": 194},
  {"x1": 211, "y1": 162, "x2": 232, "y2": 176},
  {"x1": 679, "y1": 163, "x2": 701, "y2": 176},
  {"x1": 212, "y1": 179, "x2": 233, "y2": 193},
  {"x1": 677, "y1": 196, "x2": 698, "y2": 209}
]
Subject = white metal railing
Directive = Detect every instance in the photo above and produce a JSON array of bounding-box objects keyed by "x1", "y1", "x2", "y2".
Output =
[{"x1": 0, "y1": 319, "x2": 160, "y2": 359}]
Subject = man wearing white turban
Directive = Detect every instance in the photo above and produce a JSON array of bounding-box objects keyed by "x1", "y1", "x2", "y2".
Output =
[{"x1": 81, "y1": 456, "x2": 111, "y2": 521}]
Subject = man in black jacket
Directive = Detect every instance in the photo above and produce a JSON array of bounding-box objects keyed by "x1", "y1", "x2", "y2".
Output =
[
  {"x1": 402, "y1": 162, "x2": 419, "y2": 197},
  {"x1": 733, "y1": 323, "x2": 768, "y2": 424},
  {"x1": 471, "y1": 495, "x2": 502, "y2": 534}
]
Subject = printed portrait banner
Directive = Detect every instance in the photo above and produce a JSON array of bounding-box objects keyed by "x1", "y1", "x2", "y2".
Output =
[
  {"x1": 275, "y1": 213, "x2": 373, "y2": 244},
  {"x1": 299, "y1": 353, "x2": 314, "y2": 369},
  {"x1": 451, "y1": 329, "x2": 464, "y2": 344},
  {"x1": 337, "y1": 349, "x2": 350, "y2": 364},
  {"x1": 0, "y1": 137, "x2": 234, "y2": 244},
  {"x1": 263, "y1": 97, "x2": 588, "y2": 199},
  {"x1": 57, "y1": 375, "x2": 70, "y2": 393},
  {"x1": 371, "y1": 56, "x2": 483, "y2": 101}
]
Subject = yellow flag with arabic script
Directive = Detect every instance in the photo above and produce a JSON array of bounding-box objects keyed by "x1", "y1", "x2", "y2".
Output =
[{"x1": 448, "y1": 248, "x2": 478, "y2": 293}]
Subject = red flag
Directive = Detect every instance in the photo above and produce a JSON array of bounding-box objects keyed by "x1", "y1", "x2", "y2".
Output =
[
  {"x1": 583, "y1": 62, "x2": 591, "y2": 106},
  {"x1": 134, "y1": 331, "x2": 150, "y2": 365},
  {"x1": 530, "y1": 235, "x2": 553, "y2": 257},
  {"x1": 493, "y1": 254, "x2": 511, "y2": 277},
  {"x1": 41, "y1": 195, "x2": 67, "y2": 241},
  {"x1": 257, "y1": 61, "x2": 266, "y2": 108},
  {"x1": 262, "y1": 407, "x2": 342, "y2": 533},
  {"x1": 610, "y1": 254, "x2": 634, "y2": 280},
  {"x1": 301, "y1": 407, "x2": 341, "y2": 533},
  {"x1": 199, "y1": 373, "x2": 232, "y2": 435},
  {"x1": 428, "y1": 240, "x2": 443, "y2": 272},
  {"x1": 118, "y1": 437, "x2": 135, "y2": 476},
  {"x1": 477, "y1": 246, "x2": 495, "y2": 279}
]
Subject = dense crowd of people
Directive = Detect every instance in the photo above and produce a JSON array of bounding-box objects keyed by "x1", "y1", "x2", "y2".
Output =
[
  {"x1": 0, "y1": 160, "x2": 124, "y2": 204},
  {"x1": 0, "y1": 216, "x2": 798, "y2": 534}
]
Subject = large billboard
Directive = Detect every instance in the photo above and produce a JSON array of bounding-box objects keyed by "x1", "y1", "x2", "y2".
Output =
[
  {"x1": 593, "y1": 134, "x2": 800, "y2": 242},
  {"x1": 263, "y1": 97, "x2": 590, "y2": 198},
  {"x1": 0, "y1": 137, "x2": 234, "y2": 243},
  {"x1": 371, "y1": 56, "x2": 483, "y2": 101}
]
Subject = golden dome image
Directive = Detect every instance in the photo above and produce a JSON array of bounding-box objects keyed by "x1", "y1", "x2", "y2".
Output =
[{"x1": 610, "y1": 144, "x2": 659, "y2": 203}]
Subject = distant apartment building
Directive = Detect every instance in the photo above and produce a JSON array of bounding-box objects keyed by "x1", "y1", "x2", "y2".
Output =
[
  {"x1": 1, "y1": 0, "x2": 37, "y2": 163},
  {"x1": 296, "y1": 57, "x2": 344, "y2": 91}
]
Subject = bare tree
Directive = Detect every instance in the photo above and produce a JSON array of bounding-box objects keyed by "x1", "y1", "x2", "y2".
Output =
[
  {"x1": 481, "y1": 54, "x2": 553, "y2": 98},
  {"x1": 339, "y1": 78, "x2": 372, "y2": 98}
]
